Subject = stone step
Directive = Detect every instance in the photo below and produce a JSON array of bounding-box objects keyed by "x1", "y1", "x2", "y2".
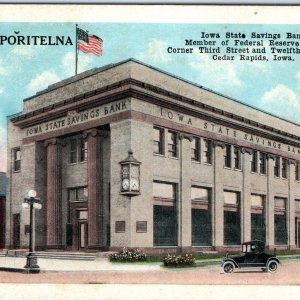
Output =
[
  {"x1": 6, "y1": 249, "x2": 116, "y2": 260},
  {"x1": 35, "y1": 252, "x2": 96, "y2": 261},
  {"x1": 0, "y1": 249, "x2": 7, "y2": 257}
]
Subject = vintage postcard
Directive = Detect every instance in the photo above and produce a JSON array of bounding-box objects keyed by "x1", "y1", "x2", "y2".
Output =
[{"x1": 0, "y1": 4, "x2": 300, "y2": 299}]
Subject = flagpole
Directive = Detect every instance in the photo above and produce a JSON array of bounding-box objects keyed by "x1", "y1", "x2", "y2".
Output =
[{"x1": 75, "y1": 24, "x2": 78, "y2": 75}]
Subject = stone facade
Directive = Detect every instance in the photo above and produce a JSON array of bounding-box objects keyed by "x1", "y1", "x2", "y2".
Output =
[{"x1": 6, "y1": 58, "x2": 300, "y2": 253}]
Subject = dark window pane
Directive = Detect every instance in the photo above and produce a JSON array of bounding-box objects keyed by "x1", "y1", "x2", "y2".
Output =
[
  {"x1": 153, "y1": 127, "x2": 164, "y2": 155},
  {"x1": 259, "y1": 152, "x2": 266, "y2": 175},
  {"x1": 203, "y1": 139, "x2": 212, "y2": 164},
  {"x1": 275, "y1": 214, "x2": 287, "y2": 245},
  {"x1": 13, "y1": 149, "x2": 21, "y2": 171},
  {"x1": 192, "y1": 209, "x2": 212, "y2": 246},
  {"x1": 282, "y1": 158, "x2": 288, "y2": 179},
  {"x1": 251, "y1": 214, "x2": 266, "y2": 242},
  {"x1": 234, "y1": 147, "x2": 241, "y2": 170},
  {"x1": 274, "y1": 157, "x2": 280, "y2": 177},
  {"x1": 153, "y1": 205, "x2": 177, "y2": 246},
  {"x1": 251, "y1": 151, "x2": 257, "y2": 173},
  {"x1": 295, "y1": 163, "x2": 300, "y2": 181},
  {"x1": 224, "y1": 211, "x2": 241, "y2": 245},
  {"x1": 224, "y1": 144, "x2": 231, "y2": 168},
  {"x1": 191, "y1": 137, "x2": 200, "y2": 162},
  {"x1": 168, "y1": 131, "x2": 177, "y2": 157},
  {"x1": 80, "y1": 139, "x2": 87, "y2": 162}
]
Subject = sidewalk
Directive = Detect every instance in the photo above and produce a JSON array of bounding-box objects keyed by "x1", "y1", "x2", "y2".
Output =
[{"x1": 0, "y1": 256, "x2": 164, "y2": 272}]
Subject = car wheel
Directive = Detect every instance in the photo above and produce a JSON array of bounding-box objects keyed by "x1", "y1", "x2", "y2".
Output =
[
  {"x1": 223, "y1": 262, "x2": 234, "y2": 274},
  {"x1": 267, "y1": 260, "x2": 278, "y2": 273}
]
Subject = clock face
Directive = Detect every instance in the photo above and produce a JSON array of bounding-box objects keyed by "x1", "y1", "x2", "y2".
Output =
[
  {"x1": 121, "y1": 165, "x2": 129, "y2": 176},
  {"x1": 122, "y1": 179, "x2": 130, "y2": 191},
  {"x1": 130, "y1": 178, "x2": 139, "y2": 191}
]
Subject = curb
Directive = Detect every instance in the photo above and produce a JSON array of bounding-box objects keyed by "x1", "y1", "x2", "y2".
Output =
[{"x1": 0, "y1": 267, "x2": 41, "y2": 274}]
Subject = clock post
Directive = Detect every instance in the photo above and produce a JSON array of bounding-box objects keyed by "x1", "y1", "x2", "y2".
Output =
[{"x1": 119, "y1": 150, "x2": 141, "y2": 196}]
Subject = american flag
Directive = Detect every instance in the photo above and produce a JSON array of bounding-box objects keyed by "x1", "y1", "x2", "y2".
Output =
[{"x1": 78, "y1": 34, "x2": 103, "y2": 56}]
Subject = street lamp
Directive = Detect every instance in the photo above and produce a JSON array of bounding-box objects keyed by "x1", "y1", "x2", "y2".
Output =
[{"x1": 22, "y1": 189, "x2": 42, "y2": 271}]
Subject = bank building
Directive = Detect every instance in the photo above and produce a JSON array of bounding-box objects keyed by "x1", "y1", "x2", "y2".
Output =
[{"x1": 6, "y1": 58, "x2": 300, "y2": 254}]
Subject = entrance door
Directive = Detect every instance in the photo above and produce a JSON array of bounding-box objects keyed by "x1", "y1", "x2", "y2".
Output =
[{"x1": 78, "y1": 221, "x2": 88, "y2": 249}]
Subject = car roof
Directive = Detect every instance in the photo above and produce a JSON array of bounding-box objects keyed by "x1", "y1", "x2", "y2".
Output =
[{"x1": 242, "y1": 240, "x2": 265, "y2": 251}]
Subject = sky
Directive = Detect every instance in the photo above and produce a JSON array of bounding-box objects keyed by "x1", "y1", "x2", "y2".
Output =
[{"x1": 1, "y1": 22, "x2": 300, "y2": 172}]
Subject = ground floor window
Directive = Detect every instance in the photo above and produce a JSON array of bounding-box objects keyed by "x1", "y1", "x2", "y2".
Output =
[
  {"x1": 224, "y1": 211, "x2": 241, "y2": 245},
  {"x1": 274, "y1": 197, "x2": 287, "y2": 245},
  {"x1": 224, "y1": 191, "x2": 240, "y2": 245},
  {"x1": 153, "y1": 205, "x2": 177, "y2": 246},
  {"x1": 191, "y1": 186, "x2": 212, "y2": 246},
  {"x1": 192, "y1": 209, "x2": 212, "y2": 246},
  {"x1": 251, "y1": 194, "x2": 265, "y2": 242},
  {"x1": 251, "y1": 214, "x2": 266, "y2": 242},
  {"x1": 275, "y1": 214, "x2": 287, "y2": 245}
]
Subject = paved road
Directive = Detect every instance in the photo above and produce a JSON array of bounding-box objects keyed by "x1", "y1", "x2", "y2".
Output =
[{"x1": 0, "y1": 260, "x2": 299, "y2": 285}]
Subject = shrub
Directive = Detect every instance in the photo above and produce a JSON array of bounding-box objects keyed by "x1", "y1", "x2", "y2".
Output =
[
  {"x1": 109, "y1": 247, "x2": 147, "y2": 262},
  {"x1": 163, "y1": 253, "x2": 196, "y2": 267}
]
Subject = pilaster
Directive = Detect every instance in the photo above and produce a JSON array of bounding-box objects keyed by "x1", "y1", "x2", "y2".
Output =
[
  {"x1": 213, "y1": 141, "x2": 225, "y2": 249},
  {"x1": 83, "y1": 128, "x2": 106, "y2": 249},
  {"x1": 288, "y1": 161, "x2": 296, "y2": 250},
  {"x1": 241, "y1": 147, "x2": 252, "y2": 242},
  {"x1": 44, "y1": 138, "x2": 63, "y2": 248},
  {"x1": 178, "y1": 133, "x2": 193, "y2": 248},
  {"x1": 266, "y1": 155, "x2": 275, "y2": 250}
]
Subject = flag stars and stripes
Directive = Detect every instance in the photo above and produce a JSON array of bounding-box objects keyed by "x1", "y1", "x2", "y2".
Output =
[{"x1": 78, "y1": 35, "x2": 103, "y2": 56}]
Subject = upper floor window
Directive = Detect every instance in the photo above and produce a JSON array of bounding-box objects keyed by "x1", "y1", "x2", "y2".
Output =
[
  {"x1": 259, "y1": 152, "x2": 267, "y2": 175},
  {"x1": 295, "y1": 199, "x2": 300, "y2": 211},
  {"x1": 274, "y1": 157, "x2": 280, "y2": 177},
  {"x1": 203, "y1": 139, "x2": 212, "y2": 164},
  {"x1": 296, "y1": 162, "x2": 300, "y2": 181},
  {"x1": 13, "y1": 148, "x2": 21, "y2": 172},
  {"x1": 191, "y1": 137, "x2": 200, "y2": 162},
  {"x1": 168, "y1": 131, "x2": 178, "y2": 158},
  {"x1": 251, "y1": 150, "x2": 258, "y2": 173},
  {"x1": 70, "y1": 136, "x2": 87, "y2": 163},
  {"x1": 234, "y1": 146, "x2": 242, "y2": 170},
  {"x1": 153, "y1": 127, "x2": 164, "y2": 155},
  {"x1": 68, "y1": 186, "x2": 88, "y2": 202},
  {"x1": 224, "y1": 144, "x2": 232, "y2": 168},
  {"x1": 153, "y1": 181, "x2": 176, "y2": 200},
  {"x1": 282, "y1": 158, "x2": 288, "y2": 179}
]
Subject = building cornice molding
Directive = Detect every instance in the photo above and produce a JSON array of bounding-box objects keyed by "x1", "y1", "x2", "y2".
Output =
[{"x1": 11, "y1": 78, "x2": 300, "y2": 149}]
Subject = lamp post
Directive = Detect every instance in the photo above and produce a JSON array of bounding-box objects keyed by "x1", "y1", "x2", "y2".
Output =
[{"x1": 22, "y1": 189, "x2": 42, "y2": 271}]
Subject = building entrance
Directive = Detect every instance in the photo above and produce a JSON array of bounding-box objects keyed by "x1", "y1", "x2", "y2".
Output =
[
  {"x1": 67, "y1": 201, "x2": 89, "y2": 251},
  {"x1": 78, "y1": 221, "x2": 88, "y2": 249}
]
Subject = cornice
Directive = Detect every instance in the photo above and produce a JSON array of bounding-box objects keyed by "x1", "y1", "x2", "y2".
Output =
[{"x1": 10, "y1": 78, "x2": 300, "y2": 148}]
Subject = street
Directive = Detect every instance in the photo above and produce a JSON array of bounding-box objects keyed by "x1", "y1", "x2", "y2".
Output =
[{"x1": 0, "y1": 260, "x2": 299, "y2": 285}]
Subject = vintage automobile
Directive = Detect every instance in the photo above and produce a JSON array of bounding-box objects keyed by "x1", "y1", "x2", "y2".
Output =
[{"x1": 221, "y1": 240, "x2": 280, "y2": 273}]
